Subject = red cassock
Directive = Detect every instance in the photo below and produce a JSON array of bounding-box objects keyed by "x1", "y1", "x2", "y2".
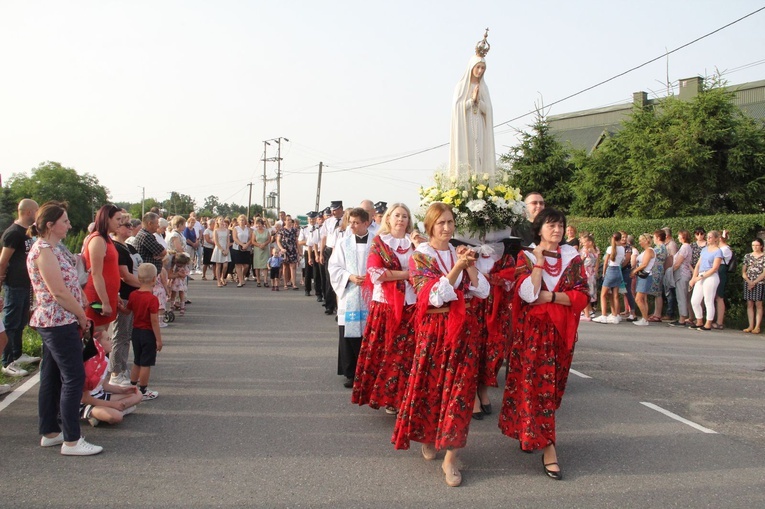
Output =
[
  {"x1": 352, "y1": 236, "x2": 416, "y2": 410},
  {"x1": 392, "y1": 249, "x2": 482, "y2": 451},
  {"x1": 498, "y1": 249, "x2": 588, "y2": 451}
]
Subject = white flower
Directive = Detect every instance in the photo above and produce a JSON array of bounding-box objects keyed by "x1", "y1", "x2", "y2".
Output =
[
  {"x1": 450, "y1": 176, "x2": 458, "y2": 184},
  {"x1": 462, "y1": 190, "x2": 469, "y2": 198},
  {"x1": 466, "y1": 199, "x2": 486, "y2": 212},
  {"x1": 482, "y1": 173, "x2": 490, "y2": 181},
  {"x1": 476, "y1": 191, "x2": 484, "y2": 199},
  {"x1": 511, "y1": 201, "x2": 525, "y2": 216},
  {"x1": 494, "y1": 197, "x2": 507, "y2": 209}
]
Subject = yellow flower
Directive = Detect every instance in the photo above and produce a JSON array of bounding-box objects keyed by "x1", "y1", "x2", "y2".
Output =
[
  {"x1": 476, "y1": 184, "x2": 486, "y2": 192},
  {"x1": 442, "y1": 195, "x2": 453, "y2": 205},
  {"x1": 454, "y1": 198, "x2": 462, "y2": 207}
]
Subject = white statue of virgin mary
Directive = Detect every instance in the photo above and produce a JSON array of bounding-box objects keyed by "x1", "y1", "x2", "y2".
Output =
[{"x1": 449, "y1": 30, "x2": 496, "y2": 178}]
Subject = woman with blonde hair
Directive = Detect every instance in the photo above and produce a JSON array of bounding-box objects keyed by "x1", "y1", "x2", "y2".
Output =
[
  {"x1": 631, "y1": 234, "x2": 656, "y2": 326},
  {"x1": 231, "y1": 214, "x2": 253, "y2": 288},
  {"x1": 689, "y1": 231, "x2": 723, "y2": 331},
  {"x1": 353, "y1": 203, "x2": 419, "y2": 414},
  {"x1": 210, "y1": 216, "x2": 231, "y2": 287}
]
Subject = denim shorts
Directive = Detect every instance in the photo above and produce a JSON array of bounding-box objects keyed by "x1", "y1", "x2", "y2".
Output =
[{"x1": 602, "y1": 265, "x2": 623, "y2": 288}]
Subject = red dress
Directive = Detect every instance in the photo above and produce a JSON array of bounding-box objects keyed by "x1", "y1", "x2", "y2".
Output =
[
  {"x1": 391, "y1": 246, "x2": 487, "y2": 451},
  {"x1": 353, "y1": 236, "x2": 416, "y2": 410},
  {"x1": 472, "y1": 253, "x2": 516, "y2": 387},
  {"x1": 498, "y1": 248, "x2": 588, "y2": 451},
  {"x1": 83, "y1": 233, "x2": 121, "y2": 327}
]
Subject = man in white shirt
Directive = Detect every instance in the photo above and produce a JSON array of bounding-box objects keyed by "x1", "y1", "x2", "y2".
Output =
[{"x1": 299, "y1": 211, "x2": 318, "y2": 296}]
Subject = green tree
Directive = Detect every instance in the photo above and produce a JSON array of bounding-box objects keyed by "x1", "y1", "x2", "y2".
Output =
[
  {"x1": 571, "y1": 76, "x2": 765, "y2": 218},
  {"x1": 7, "y1": 161, "x2": 109, "y2": 231},
  {"x1": 0, "y1": 186, "x2": 17, "y2": 231},
  {"x1": 164, "y1": 192, "x2": 196, "y2": 216},
  {"x1": 501, "y1": 110, "x2": 576, "y2": 213}
]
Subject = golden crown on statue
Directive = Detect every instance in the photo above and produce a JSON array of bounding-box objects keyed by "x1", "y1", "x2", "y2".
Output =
[{"x1": 475, "y1": 28, "x2": 490, "y2": 58}]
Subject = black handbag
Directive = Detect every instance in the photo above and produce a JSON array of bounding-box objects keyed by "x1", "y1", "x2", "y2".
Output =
[{"x1": 637, "y1": 270, "x2": 651, "y2": 279}]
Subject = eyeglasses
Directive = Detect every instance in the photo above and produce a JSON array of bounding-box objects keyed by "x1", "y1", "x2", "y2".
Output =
[
  {"x1": 527, "y1": 201, "x2": 545, "y2": 206},
  {"x1": 120, "y1": 223, "x2": 132, "y2": 228}
]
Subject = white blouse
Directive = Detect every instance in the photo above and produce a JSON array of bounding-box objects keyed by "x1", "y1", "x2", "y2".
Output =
[
  {"x1": 519, "y1": 244, "x2": 580, "y2": 303},
  {"x1": 368, "y1": 234, "x2": 417, "y2": 305}
]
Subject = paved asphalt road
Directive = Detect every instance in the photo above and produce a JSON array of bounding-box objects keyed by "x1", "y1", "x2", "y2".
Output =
[{"x1": 1, "y1": 278, "x2": 764, "y2": 508}]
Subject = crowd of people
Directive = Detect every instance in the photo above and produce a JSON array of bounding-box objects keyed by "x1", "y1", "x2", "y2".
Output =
[
  {"x1": 572, "y1": 224, "x2": 761, "y2": 332},
  {"x1": 0, "y1": 192, "x2": 762, "y2": 478}
]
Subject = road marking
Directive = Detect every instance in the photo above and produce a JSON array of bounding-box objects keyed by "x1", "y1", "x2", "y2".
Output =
[
  {"x1": 640, "y1": 402, "x2": 718, "y2": 434},
  {"x1": 0, "y1": 373, "x2": 40, "y2": 413},
  {"x1": 569, "y1": 368, "x2": 591, "y2": 379}
]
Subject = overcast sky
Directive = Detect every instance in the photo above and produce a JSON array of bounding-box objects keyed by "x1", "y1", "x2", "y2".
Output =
[{"x1": 1, "y1": 1, "x2": 763, "y2": 217}]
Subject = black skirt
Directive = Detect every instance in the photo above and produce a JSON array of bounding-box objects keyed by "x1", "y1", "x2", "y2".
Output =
[
  {"x1": 743, "y1": 281, "x2": 765, "y2": 301},
  {"x1": 231, "y1": 248, "x2": 251, "y2": 265}
]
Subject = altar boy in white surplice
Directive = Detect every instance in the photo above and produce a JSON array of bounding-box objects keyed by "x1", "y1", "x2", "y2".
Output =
[{"x1": 329, "y1": 208, "x2": 372, "y2": 388}]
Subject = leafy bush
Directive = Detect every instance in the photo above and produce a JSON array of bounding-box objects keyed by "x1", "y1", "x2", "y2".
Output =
[{"x1": 23, "y1": 326, "x2": 42, "y2": 359}]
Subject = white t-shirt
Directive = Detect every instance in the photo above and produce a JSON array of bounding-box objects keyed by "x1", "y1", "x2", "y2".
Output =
[{"x1": 605, "y1": 245, "x2": 625, "y2": 267}]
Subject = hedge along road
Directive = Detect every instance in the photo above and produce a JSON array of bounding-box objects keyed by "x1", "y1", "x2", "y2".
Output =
[{"x1": 0, "y1": 278, "x2": 764, "y2": 508}]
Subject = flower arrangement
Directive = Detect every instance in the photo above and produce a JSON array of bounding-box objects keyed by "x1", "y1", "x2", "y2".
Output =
[{"x1": 418, "y1": 170, "x2": 526, "y2": 242}]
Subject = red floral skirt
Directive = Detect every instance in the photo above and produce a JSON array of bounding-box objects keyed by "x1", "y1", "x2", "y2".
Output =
[
  {"x1": 352, "y1": 302, "x2": 416, "y2": 410},
  {"x1": 469, "y1": 298, "x2": 510, "y2": 388},
  {"x1": 391, "y1": 310, "x2": 479, "y2": 451},
  {"x1": 498, "y1": 314, "x2": 574, "y2": 451}
]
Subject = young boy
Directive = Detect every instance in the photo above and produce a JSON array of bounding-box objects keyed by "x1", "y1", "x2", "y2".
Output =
[
  {"x1": 127, "y1": 263, "x2": 163, "y2": 401},
  {"x1": 268, "y1": 248, "x2": 283, "y2": 291},
  {"x1": 80, "y1": 334, "x2": 143, "y2": 427}
]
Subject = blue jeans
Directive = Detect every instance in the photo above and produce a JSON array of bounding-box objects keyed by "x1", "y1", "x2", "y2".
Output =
[
  {"x1": 38, "y1": 323, "x2": 85, "y2": 442},
  {"x1": 2, "y1": 284, "x2": 31, "y2": 367},
  {"x1": 621, "y1": 267, "x2": 637, "y2": 314}
]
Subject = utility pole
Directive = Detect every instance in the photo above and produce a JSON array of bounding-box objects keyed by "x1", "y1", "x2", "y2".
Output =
[
  {"x1": 261, "y1": 140, "x2": 270, "y2": 211},
  {"x1": 274, "y1": 137, "x2": 289, "y2": 214},
  {"x1": 139, "y1": 186, "x2": 145, "y2": 218},
  {"x1": 247, "y1": 182, "x2": 253, "y2": 219},
  {"x1": 315, "y1": 162, "x2": 323, "y2": 212}
]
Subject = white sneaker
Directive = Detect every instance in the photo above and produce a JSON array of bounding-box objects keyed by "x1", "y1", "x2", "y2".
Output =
[
  {"x1": 60, "y1": 437, "x2": 103, "y2": 456},
  {"x1": 109, "y1": 373, "x2": 132, "y2": 388},
  {"x1": 606, "y1": 314, "x2": 621, "y2": 324},
  {"x1": 16, "y1": 353, "x2": 41, "y2": 364},
  {"x1": 592, "y1": 315, "x2": 608, "y2": 324},
  {"x1": 632, "y1": 318, "x2": 650, "y2": 326},
  {"x1": 159, "y1": 321, "x2": 168, "y2": 328},
  {"x1": 2, "y1": 362, "x2": 28, "y2": 377},
  {"x1": 0, "y1": 384, "x2": 10, "y2": 395},
  {"x1": 40, "y1": 432, "x2": 65, "y2": 447},
  {"x1": 122, "y1": 405, "x2": 137, "y2": 416},
  {"x1": 141, "y1": 389, "x2": 158, "y2": 401}
]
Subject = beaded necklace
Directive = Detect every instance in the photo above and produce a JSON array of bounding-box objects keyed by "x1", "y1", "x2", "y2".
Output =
[{"x1": 544, "y1": 247, "x2": 563, "y2": 277}]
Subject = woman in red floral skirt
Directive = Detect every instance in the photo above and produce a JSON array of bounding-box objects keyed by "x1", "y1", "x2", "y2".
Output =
[
  {"x1": 352, "y1": 203, "x2": 420, "y2": 413},
  {"x1": 391, "y1": 202, "x2": 489, "y2": 487},
  {"x1": 498, "y1": 208, "x2": 588, "y2": 481}
]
